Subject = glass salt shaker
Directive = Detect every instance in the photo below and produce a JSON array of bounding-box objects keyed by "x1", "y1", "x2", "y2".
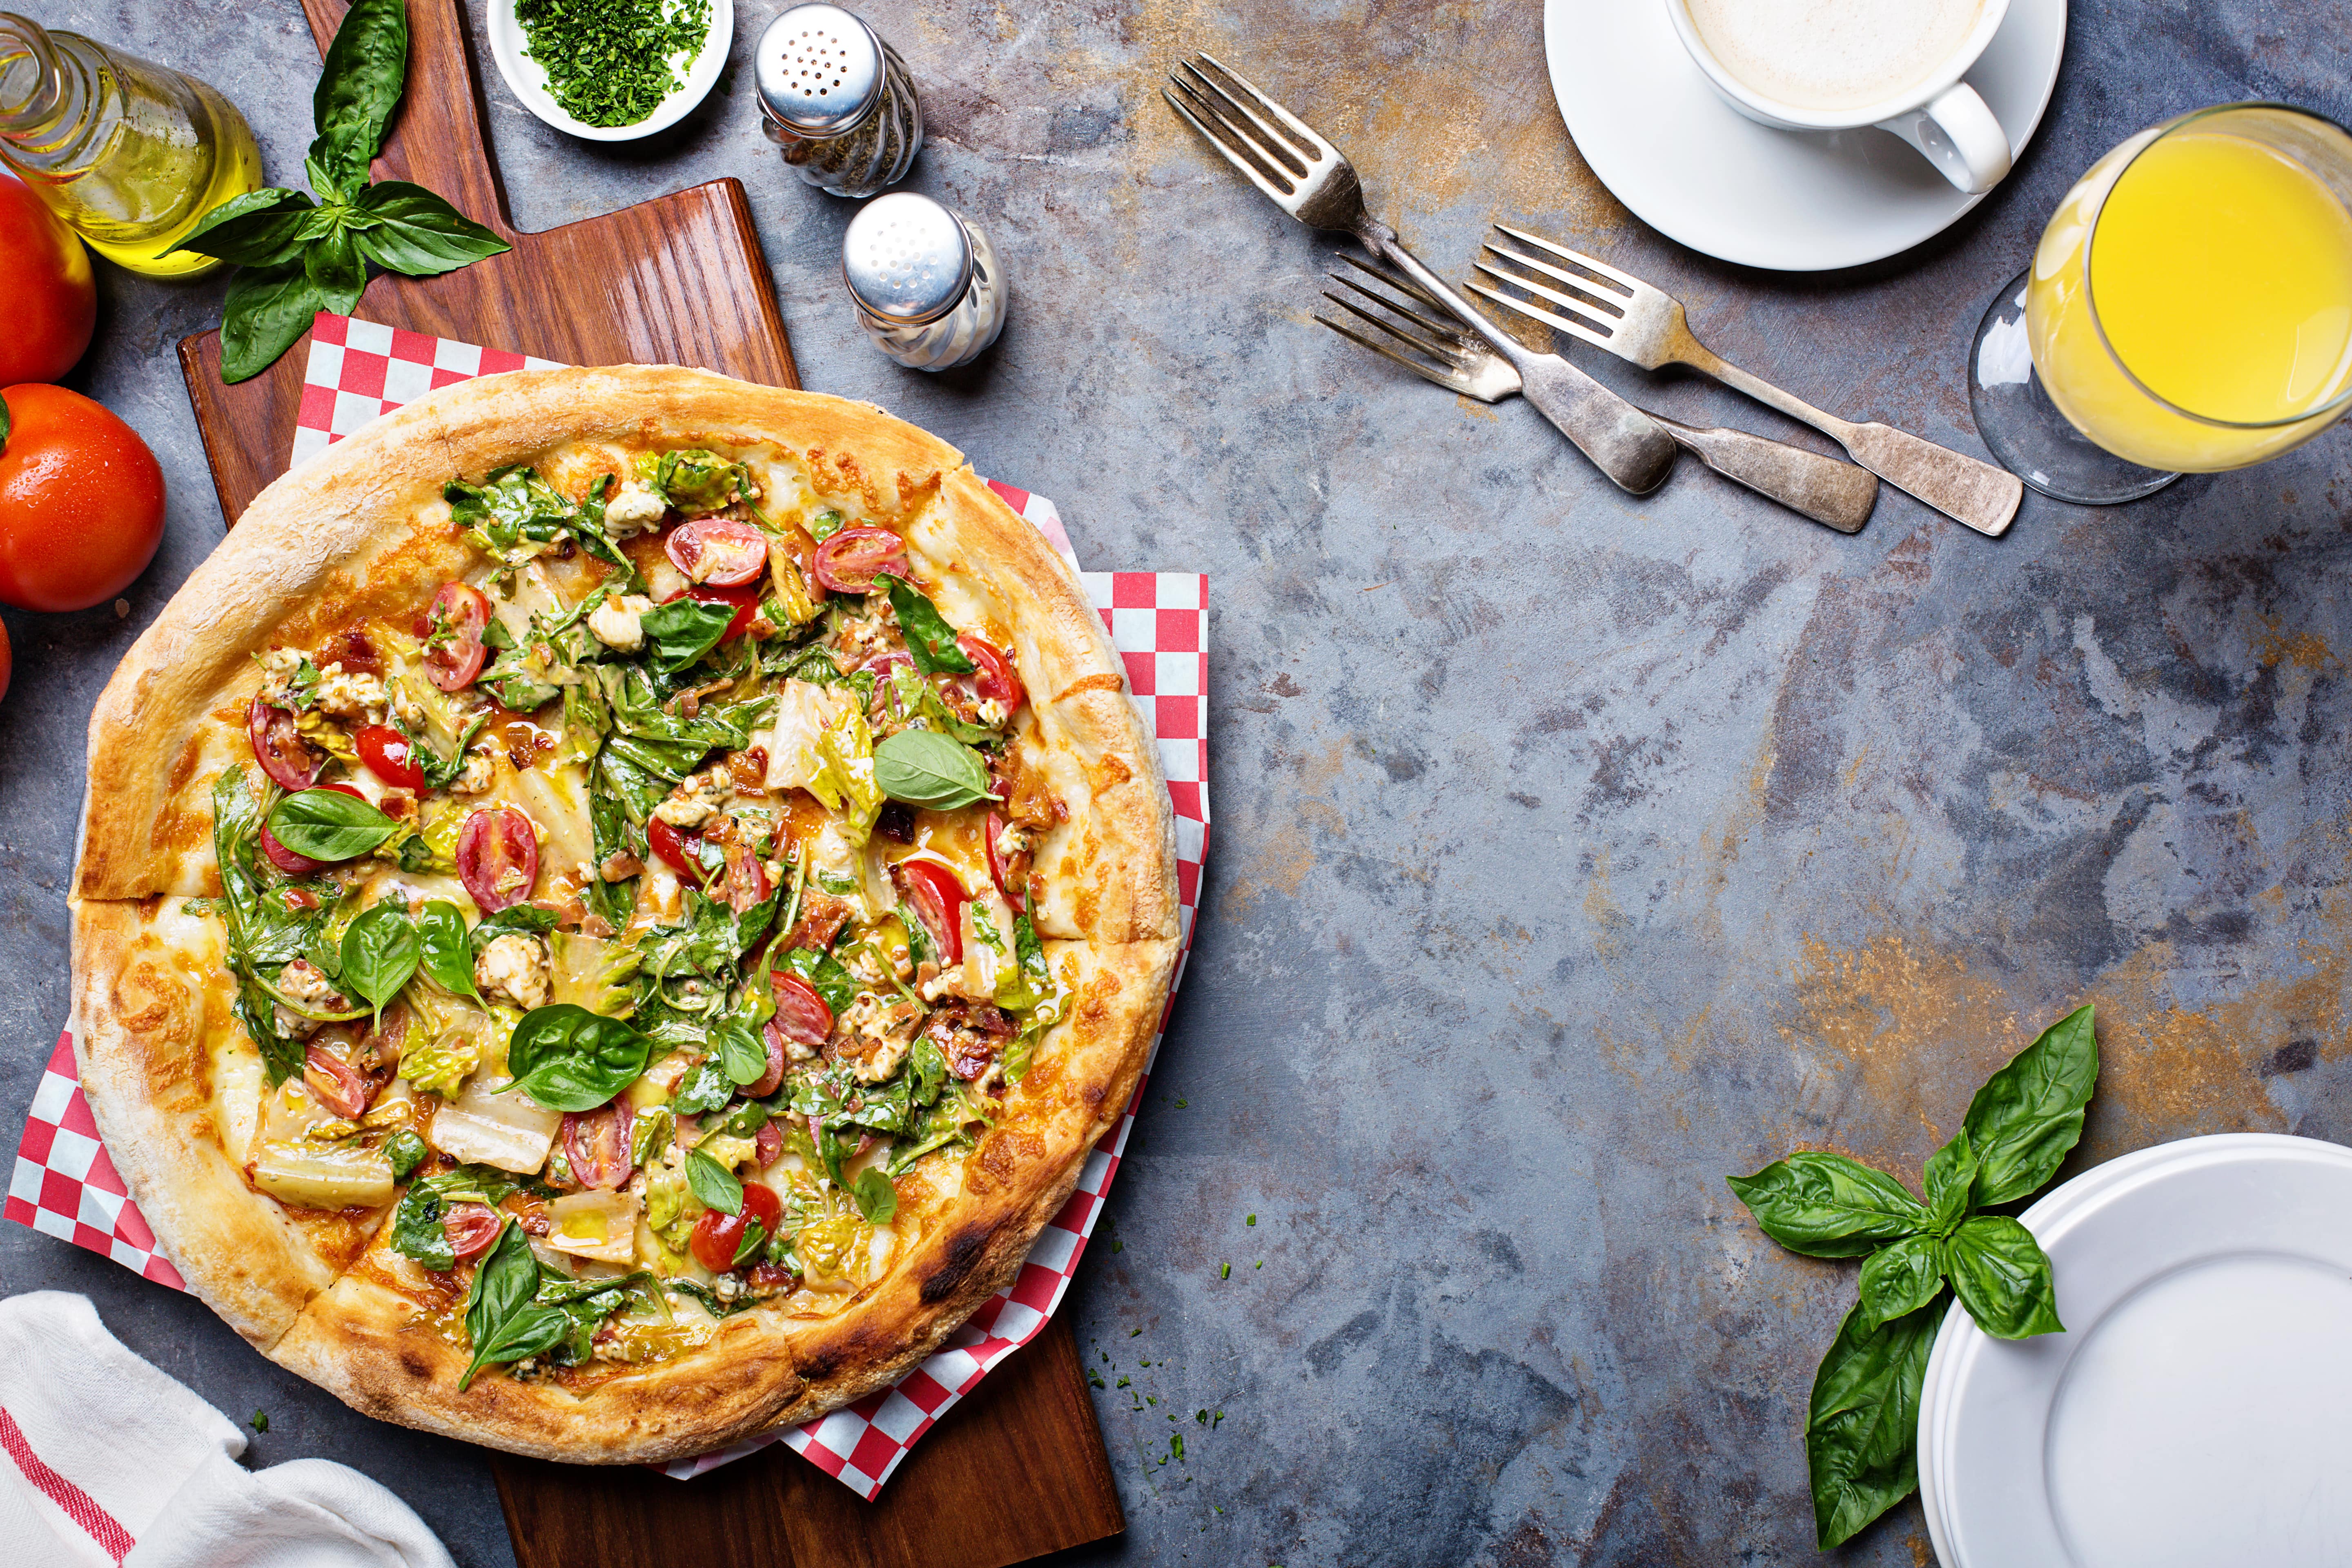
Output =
[
  {"x1": 753, "y1": 3, "x2": 920, "y2": 199},
  {"x1": 843, "y1": 192, "x2": 1008, "y2": 372}
]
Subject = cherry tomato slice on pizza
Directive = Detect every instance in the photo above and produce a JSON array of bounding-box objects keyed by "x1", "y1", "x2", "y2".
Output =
[
  {"x1": 723, "y1": 839, "x2": 770, "y2": 913},
  {"x1": 355, "y1": 724, "x2": 425, "y2": 789},
  {"x1": 768, "y1": 972, "x2": 834, "y2": 1051},
  {"x1": 421, "y1": 583, "x2": 492, "y2": 692},
  {"x1": 443, "y1": 1203, "x2": 504, "y2": 1262},
  {"x1": 811, "y1": 526, "x2": 907, "y2": 594},
  {"x1": 457, "y1": 806, "x2": 539, "y2": 912},
  {"x1": 748, "y1": 1023, "x2": 789, "y2": 1098},
  {"x1": 985, "y1": 810, "x2": 1027, "y2": 912},
  {"x1": 690, "y1": 1180, "x2": 784, "y2": 1273},
  {"x1": 303, "y1": 1043, "x2": 376, "y2": 1119},
  {"x1": 754, "y1": 1120, "x2": 784, "y2": 1167},
  {"x1": 898, "y1": 859, "x2": 968, "y2": 966},
  {"x1": 646, "y1": 817, "x2": 705, "y2": 884},
  {"x1": 957, "y1": 634, "x2": 1025, "y2": 711},
  {"x1": 665, "y1": 517, "x2": 768, "y2": 587},
  {"x1": 561, "y1": 1102, "x2": 635, "y2": 1190},
  {"x1": 247, "y1": 696, "x2": 321, "y2": 791}
]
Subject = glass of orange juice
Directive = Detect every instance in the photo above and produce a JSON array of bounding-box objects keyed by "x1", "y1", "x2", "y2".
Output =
[{"x1": 1969, "y1": 103, "x2": 2352, "y2": 505}]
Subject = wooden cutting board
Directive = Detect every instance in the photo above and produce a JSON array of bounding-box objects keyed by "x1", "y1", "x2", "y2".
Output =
[{"x1": 174, "y1": 4, "x2": 1123, "y2": 1564}]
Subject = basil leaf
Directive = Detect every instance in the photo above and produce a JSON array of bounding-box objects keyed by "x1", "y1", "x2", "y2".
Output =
[
  {"x1": 464, "y1": 1219, "x2": 540, "y2": 1352},
  {"x1": 384, "y1": 1129, "x2": 429, "y2": 1181},
  {"x1": 672, "y1": 1057, "x2": 733, "y2": 1117},
  {"x1": 1724, "y1": 1152, "x2": 1929, "y2": 1258},
  {"x1": 351, "y1": 181, "x2": 511, "y2": 276},
  {"x1": 686, "y1": 1146, "x2": 743, "y2": 1216},
  {"x1": 1943, "y1": 1216, "x2": 2064, "y2": 1340},
  {"x1": 776, "y1": 945, "x2": 860, "y2": 1016},
  {"x1": 416, "y1": 900, "x2": 481, "y2": 1000},
  {"x1": 640, "y1": 596, "x2": 736, "y2": 672},
  {"x1": 730, "y1": 1218, "x2": 769, "y2": 1268},
  {"x1": 460, "y1": 1303, "x2": 568, "y2": 1391},
  {"x1": 715, "y1": 1016, "x2": 768, "y2": 1086},
  {"x1": 268, "y1": 788, "x2": 400, "y2": 862},
  {"x1": 219, "y1": 264, "x2": 332, "y2": 385},
  {"x1": 878, "y1": 575, "x2": 976, "y2": 676},
  {"x1": 1961, "y1": 1004, "x2": 2099, "y2": 1209},
  {"x1": 310, "y1": 0, "x2": 409, "y2": 198},
  {"x1": 1855, "y1": 1234, "x2": 1945, "y2": 1332},
  {"x1": 851, "y1": 1165, "x2": 898, "y2": 1225},
  {"x1": 389, "y1": 1185, "x2": 454, "y2": 1270},
  {"x1": 503, "y1": 1004, "x2": 651, "y2": 1112},
  {"x1": 340, "y1": 905, "x2": 421, "y2": 1016},
  {"x1": 1922, "y1": 1126, "x2": 1976, "y2": 1234},
  {"x1": 1807, "y1": 1296, "x2": 1941, "y2": 1550},
  {"x1": 167, "y1": 186, "x2": 317, "y2": 265},
  {"x1": 304, "y1": 223, "x2": 368, "y2": 314},
  {"x1": 873, "y1": 728, "x2": 995, "y2": 810}
]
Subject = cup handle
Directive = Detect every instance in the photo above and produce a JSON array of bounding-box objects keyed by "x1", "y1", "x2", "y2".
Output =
[{"x1": 1879, "y1": 82, "x2": 2012, "y2": 194}]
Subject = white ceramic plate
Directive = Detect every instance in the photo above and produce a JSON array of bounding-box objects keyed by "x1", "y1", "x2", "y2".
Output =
[
  {"x1": 1919, "y1": 1134, "x2": 2352, "y2": 1568},
  {"x1": 1539, "y1": 0, "x2": 2067, "y2": 271},
  {"x1": 487, "y1": 0, "x2": 733, "y2": 143}
]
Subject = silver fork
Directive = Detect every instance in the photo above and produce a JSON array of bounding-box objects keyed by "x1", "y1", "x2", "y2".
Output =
[
  {"x1": 1470, "y1": 225, "x2": 2025, "y2": 537},
  {"x1": 1319, "y1": 256, "x2": 1878, "y2": 533},
  {"x1": 1160, "y1": 54, "x2": 1677, "y2": 497}
]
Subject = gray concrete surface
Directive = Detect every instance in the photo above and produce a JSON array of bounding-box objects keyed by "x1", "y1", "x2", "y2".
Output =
[{"x1": 7, "y1": 2, "x2": 2352, "y2": 1563}]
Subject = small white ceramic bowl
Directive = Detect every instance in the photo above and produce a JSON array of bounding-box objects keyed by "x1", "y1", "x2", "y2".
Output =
[{"x1": 488, "y1": 0, "x2": 733, "y2": 143}]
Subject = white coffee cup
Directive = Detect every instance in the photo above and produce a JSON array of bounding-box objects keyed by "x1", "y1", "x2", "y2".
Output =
[{"x1": 1665, "y1": 0, "x2": 2013, "y2": 194}]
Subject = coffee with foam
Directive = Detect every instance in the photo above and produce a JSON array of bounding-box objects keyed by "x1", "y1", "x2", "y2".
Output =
[{"x1": 1683, "y1": 0, "x2": 1988, "y2": 114}]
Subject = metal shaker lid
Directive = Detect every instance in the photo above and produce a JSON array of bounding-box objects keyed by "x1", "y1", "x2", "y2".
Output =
[
  {"x1": 842, "y1": 192, "x2": 974, "y2": 326},
  {"x1": 754, "y1": 4, "x2": 886, "y2": 137}
]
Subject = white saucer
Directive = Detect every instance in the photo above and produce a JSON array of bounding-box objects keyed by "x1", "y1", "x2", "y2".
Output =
[
  {"x1": 1540, "y1": 0, "x2": 2067, "y2": 271},
  {"x1": 1918, "y1": 1134, "x2": 2352, "y2": 1568},
  {"x1": 487, "y1": 0, "x2": 732, "y2": 143}
]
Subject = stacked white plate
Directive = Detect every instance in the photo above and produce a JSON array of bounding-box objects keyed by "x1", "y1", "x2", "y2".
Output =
[{"x1": 1919, "y1": 1134, "x2": 2352, "y2": 1567}]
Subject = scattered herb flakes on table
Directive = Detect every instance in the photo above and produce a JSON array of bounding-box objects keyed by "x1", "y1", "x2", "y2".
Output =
[{"x1": 517, "y1": 0, "x2": 715, "y2": 128}]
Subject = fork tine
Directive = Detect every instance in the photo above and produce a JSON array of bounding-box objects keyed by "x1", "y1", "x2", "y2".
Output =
[
  {"x1": 1465, "y1": 279, "x2": 1619, "y2": 354},
  {"x1": 1160, "y1": 82, "x2": 1297, "y2": 200},
  {"x1": 1481, "y1": 241, "x2": 1626, "y2": 319},
  {"x1": 1491, "y1": 224, "x2": 1642, "y2": 295},
  {"x1": 1472, "y1": 258, "x2": 1621, "y2": 336},
  {"x1": 1315, "y1": 315, "x2": 1470, "y2": 396},
  {"x1": 1194, "y1": 51, "x2": 1333, "y2": 162},
  {"x1": 1320, "y1": 287, "x2": 1464, "y2": 363},
  {"x1": 1327, "y1": 264, "x2": 1468, "y2": 345},
  {"x1": 1333, "y1": 251, "x2": 1447, "y2": 314},
  {"x1": 1174, "y1": 59, "x2": 1311, "y2": 180}
]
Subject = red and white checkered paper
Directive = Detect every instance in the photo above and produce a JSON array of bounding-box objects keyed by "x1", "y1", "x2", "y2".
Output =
[{"x1": 11, "y1": 315, "x2": 1207, "y2": 1499}]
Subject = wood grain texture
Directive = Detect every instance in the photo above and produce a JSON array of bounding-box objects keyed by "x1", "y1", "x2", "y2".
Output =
[
  {"x1": 171, "y1": 4, "x2": 1121, "y2": 1560},
  {"x1": 493, "y1": 1318, "x2": 1125, "y2": 1568}
]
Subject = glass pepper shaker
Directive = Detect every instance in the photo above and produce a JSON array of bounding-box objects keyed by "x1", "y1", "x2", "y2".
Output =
[
  {"x1": 842, "y1": 192, "x2": 1008, "y2": 372},
  {"x1": 753, "y1": 3, "x2": 920, "y2": 199}
]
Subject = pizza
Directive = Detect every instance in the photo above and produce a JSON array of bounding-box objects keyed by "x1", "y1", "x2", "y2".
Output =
[{"x1": 67, "y1": 367, "x2": 1177, "y2": 1461}]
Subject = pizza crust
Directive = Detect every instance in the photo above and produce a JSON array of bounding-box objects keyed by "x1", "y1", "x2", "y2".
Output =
[{"x1": 69, "y1": 368, "x2": 1178, "y2": 1460}]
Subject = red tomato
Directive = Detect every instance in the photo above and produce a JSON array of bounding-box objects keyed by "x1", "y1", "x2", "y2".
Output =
[
  {"x1": 0, "y1": 617, "x2": 9, "y2": 706},
  {"x1": 755, "y1": 1120, "x2": 784, "y2": 1167},
  {"x1": 769, "y1": 972, "x2": 834, "y2": 1051},
  {"x1": 666, "y1": 517, "x2": 768, "y2": 586},
  {"x1": 303, "y1": 1044, "x2": 377, "y2": 1119},
  {"x1": 647, "y1": 816, "x2": 705, "y2": 884},
  {"x1": 0, "y1": 174, "x2": 94, "y2": 384},
  {"x1": 811, "y1": 526, "x2": 907, "y2": 593},
  {"x1": 749, "y1": 1022, "x2": 789, "y2": 1098},
  {"x1": 247, "y1": 697, "x2": 321, "y2": 791},
  {"x1": 457, "y1": 806, "x2": 539, "y2": 911},
  {"x1": 421, "y1": 583, "x2": 491, "y2": 692},
  {"x1": 689, "y1": 1180, "x2": 784, "y2": 1273},
  {"x1": 898, "y1": 860, "x2": 968, "y2": 965},
  {"x1": 985, "y1": 810, "x2": 1027, "y2": 912},
  {"x1": 355, "y1": 724, "x2": 424, "y2": 789},
  {"x1": 561, "y1": 1102, "x2": 635, "y2": 1189},
  {"x1": 260, "y1": 822, "x2": 325, "y2": 876},
  {"x1": 444, "y1": 1203, "x2": 504, "y2": 1262},
  {"x1": 957, "y1": 635, "x2": 1025, "y2": 711},
  {"x1": 724, "y1": 839, "x2": 770, "y2": 914},
  {"x1": 0, "y1": 384, "x2": 165, "y2": 612}
]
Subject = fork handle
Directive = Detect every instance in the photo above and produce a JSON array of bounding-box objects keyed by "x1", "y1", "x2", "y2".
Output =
[
  {"x1": 1653, "y1": 416, "x2": 1879, "y2": 534},
  {"x1": 1357, "y1": 223, "x2": 1679, "y2": 496},
  {"x1": 1700, "y1": 356, "x2": 2024, "y2": 537}
]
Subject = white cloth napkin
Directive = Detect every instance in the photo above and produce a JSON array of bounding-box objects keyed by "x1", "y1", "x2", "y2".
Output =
[{"x1": 0, "y1": 1292, "x2": 455, "y2": 1568}]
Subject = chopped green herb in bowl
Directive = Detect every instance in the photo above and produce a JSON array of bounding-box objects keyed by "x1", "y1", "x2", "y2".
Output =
[{"x1": 489, "y1": 0, "x2": 729, "y2": 141}]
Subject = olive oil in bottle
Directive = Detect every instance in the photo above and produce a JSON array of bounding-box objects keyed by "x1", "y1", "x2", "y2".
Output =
[{"x1": 0, "y1": 12, "x2": 260, "y2": 278}]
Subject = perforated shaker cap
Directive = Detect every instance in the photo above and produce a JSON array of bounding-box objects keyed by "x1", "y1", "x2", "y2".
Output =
[
  {"x1": 842, "y1": 192, "x2": 974, "y2": 326},
  {"x1": 755, "y1": 4, "x2": 886, "y2": 137}
]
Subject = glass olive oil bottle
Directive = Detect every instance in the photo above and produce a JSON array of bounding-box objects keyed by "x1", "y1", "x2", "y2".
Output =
[{"x1": 0, "y1": 11, "x2": 259, "y2": 278}]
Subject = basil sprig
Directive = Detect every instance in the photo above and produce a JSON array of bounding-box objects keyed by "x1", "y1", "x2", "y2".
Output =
[
  {"x1": 416, "y1": 900, "x2": 481, "y2": 1000},
  {"x1": 877, "y1": 575, "x2": 975, "y2": 676},
  {"x1": 339, "y1": 904, "x2": 421, "y2": 1022},
  {"x1": 268, "y1": 788, "x2": 400, "y2": 862},
  {"x1": 873, "y1": 729, "x2": 996, "y2": 810},
  {"x1": 851, "y1": 1166, "x2": 898, "y2": 1225},
  {"x1": 501, "y1": 1004, "x2": 652, "y2": 1112},
  {"x1": 1729, "y1": 1004, "x2": 2097, "y2": 1548},
  {"x1": 171, "y1": 0, "x2": 510, "y2": 382},
  {"x1": 459, "y1": 1221, "x2": 561, "y2": 1389},
  {"x1": 684, "y1": 1146, "x2": 743, "y2": 1216}
]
